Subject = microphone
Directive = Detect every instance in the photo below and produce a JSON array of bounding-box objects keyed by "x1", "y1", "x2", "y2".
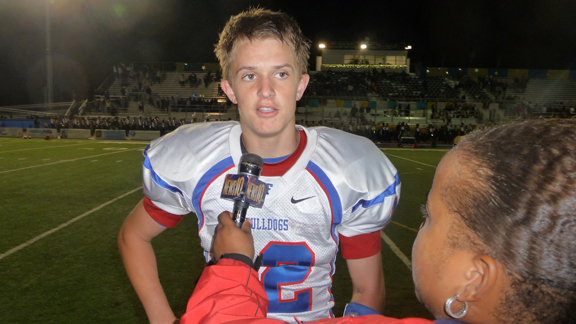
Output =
[{"x1": 220, "y1": 153, "x2": 267, "y2": 227}]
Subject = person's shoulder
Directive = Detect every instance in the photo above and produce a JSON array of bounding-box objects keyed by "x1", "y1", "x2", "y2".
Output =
[
  {"x1": 145, "y1": 121, "x2": 238, "y2": 175},
  {"x1": 314, "y1": 126, "x2": 383, "y2": 159},
  {"x1": 309, "y1": 126, "x2": 397, "y2": 192},
  {"x1": 149, "y1": 121, "x2": 237, "y2": 148},
  {"x1": 169, "y1": 121, "x2": 238, "y2": 138}
]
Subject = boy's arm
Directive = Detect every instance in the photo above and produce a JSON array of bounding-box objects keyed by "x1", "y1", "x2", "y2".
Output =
[
  {"x1": 346, "y1": 252, "x2": 385, "y2": 314},
  {"x1": 118, "y1": 199, "x2": 177, "y2": 324}
]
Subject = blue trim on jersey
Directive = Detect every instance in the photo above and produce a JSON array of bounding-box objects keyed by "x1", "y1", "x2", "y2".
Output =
[
  {"x1": 191, "y1": 156, "x2": 235, "y2": 230},
  {"x1": 351, "y1": 173, "x2": 400, "y2": 213},
  {"x1": 263, "y1": 153, "x2": 290, "y2": 164},
  {"x1": 143, "y1": 151, "x2": 185, "y2": 197},
  {"x1": 305, "y1": 161, "x2": 343, "y2": 245}
]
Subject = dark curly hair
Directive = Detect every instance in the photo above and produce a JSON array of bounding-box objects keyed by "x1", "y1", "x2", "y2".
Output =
[
  {"x1": 444, "y1": 119, "x2": 576, "y2": 323},
  {"x1": 214, "y1": 8, "x2": 311, "y2": 80}
]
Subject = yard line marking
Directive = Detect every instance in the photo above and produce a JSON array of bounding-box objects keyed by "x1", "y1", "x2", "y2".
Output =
[
  {"x1": 0, "y1": 148, "x2": 140, "y2": 174},
  {"x1": 96, "y1": 141, "x2": 150, "y2": 145},
  {"x1": 0, "y1": 186, "x2": 142, "y2": 261},
  {"x1": 79, "y1": 148, "x2": 95, "y2": 150},
  {"x1": 381, "y1": 232, "x2": 412, "y2": 271},
  {"x1": 42, "y1": 158, "x2": 51, "y2": 161},
  {"x1": 416, "y1": 167, "x2": 423, "y2": 170},
  {"x1": 116, "y1": 160, "x2": 122, "y2": 163},
  {"x1": 384, "y1": 153, "x2": 438, "y2": 168},
  {"x1": 391, "y1": 221, "x2": 418, "y2": 233},
  {"x1": 0, "y1": 143, "x2": 89, "y2": 154}
]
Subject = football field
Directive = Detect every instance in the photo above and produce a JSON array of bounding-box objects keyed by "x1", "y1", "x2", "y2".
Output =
[{"x1": 0, "y1": 137, "x2": 448, "y2": 323}]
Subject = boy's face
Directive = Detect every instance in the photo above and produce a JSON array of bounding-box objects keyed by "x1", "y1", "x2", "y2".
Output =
[{"x1": 221, "y1": 37, "x2": 309, "y2": 140}]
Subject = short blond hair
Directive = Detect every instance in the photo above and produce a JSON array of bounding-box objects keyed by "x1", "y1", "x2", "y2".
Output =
[{"x1": 215, "y1": 8, "x2": 310, "y2": 80}]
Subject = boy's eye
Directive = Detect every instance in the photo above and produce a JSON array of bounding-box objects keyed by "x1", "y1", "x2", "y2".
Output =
[
  {"x1": 243, "y1": 74, "x2": 255, "y2": 81},
  {"x1": 277, "y1": 72, "x2": 288, "y2": 78}
]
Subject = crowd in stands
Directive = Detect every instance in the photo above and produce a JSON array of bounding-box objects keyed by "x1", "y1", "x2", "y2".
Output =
[
  {"x1": 303, "y1": 68, "x2": 535, "y2": 107},
  {"x1": 114, "y1": 62, "x2": 167, "y2": 88},
  {"x1": 93, "y1": 63, "x2": 227, "y2": 114},
  {"x1": 179, "y1": 71, "x2": 222, "y2": 88},
  {"x1": 299, "y1": 118, "x2": 477, "y2": 145},
  {"x1": 304, "y1": 69, "x2": 374, "y2": 98},
  {"x1": 48, "y1": 115, "x2": 186, "y2": 137}
]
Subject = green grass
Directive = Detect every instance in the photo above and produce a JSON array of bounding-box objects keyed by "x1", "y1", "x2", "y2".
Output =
[{"x1": 0, "y1": 137, "x2": 449, "y2": 323}]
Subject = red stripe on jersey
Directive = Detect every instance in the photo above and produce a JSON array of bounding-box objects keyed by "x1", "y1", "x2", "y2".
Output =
[
  {"x1": 261, "y1": 129, "x2": 307, "y2": 176},
  {"x1": 143, "y1": 196, "x2": 184, "y2": 228},
  {"x1": 339, "y1": 230, "x2": 382, "y2": 259}
]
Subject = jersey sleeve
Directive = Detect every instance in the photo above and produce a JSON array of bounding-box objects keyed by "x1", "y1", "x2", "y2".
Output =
[
  {"x1": 141, "y1": 128, "x2": 200, "y2": 222},
  {"x1": 339, "y1": 230, "x2": 382, "y2": 259},
  {"x1": 339, "y1": 172, "x2": 400, "y2": 238},
  {"x1": 143, "y1": 196, "x2": 185, "y2": 228},
  {"x1": 141, "y1": 122, "x2": 238, "y2": 227},
  {"x1": 143, "y1": 145, "x2": 193, "y2": 218},
  {"x1": 314, "y1": 128, "x2": 401, "y2": 254}
]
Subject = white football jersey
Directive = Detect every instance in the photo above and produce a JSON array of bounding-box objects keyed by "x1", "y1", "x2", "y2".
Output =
[{"x1": 143, "y1": 121, "x2": 400, "y2": 323}]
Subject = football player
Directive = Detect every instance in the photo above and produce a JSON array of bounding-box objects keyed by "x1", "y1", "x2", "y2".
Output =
[{"x1": 118, "y1": 8, "x2": 400, "y2": 323}]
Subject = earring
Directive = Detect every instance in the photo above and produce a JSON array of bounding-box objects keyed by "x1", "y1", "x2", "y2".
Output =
[{"x1": 445, "y1": 295, "x2": 468, "y2": 319}]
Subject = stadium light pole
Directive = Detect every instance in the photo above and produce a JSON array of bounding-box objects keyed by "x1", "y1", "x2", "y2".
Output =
[{"x1": 46, "y1": 0, "x2": 54, "y2": 106}]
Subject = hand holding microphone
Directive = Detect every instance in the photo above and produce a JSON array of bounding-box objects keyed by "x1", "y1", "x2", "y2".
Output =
[
  {"x1": 212, "y1": 211, "x2": 255, "y2": 262},
  {"x1": 220, "y1": 153, "x2": 266, "y2": 228}
]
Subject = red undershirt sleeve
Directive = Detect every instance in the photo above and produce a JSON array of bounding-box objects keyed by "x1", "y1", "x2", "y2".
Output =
[
  {"x1": 143, "y1": 196, "x2": 184, "y2": 228},
  {"x1": 339, "y1": 230, "x2": 382, "y2": 259}
]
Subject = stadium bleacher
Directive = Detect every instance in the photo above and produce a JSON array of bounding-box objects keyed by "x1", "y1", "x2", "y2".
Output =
[{"x1": 523, "y1": 79, "x2": 576, "y2": 106}]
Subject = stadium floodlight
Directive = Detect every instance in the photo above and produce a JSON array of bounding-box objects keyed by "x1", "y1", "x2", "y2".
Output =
[
  {"x1": 319, "y1": 43, "x2": 326, "y2": 49},
  {"x1": 405, "y1": 45, "x2": 412, "y2": 50},
  {"x1": 360, "y1": 44, "x2": 367, "y2": 49}
]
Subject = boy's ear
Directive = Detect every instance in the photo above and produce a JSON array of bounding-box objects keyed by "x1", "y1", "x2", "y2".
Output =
[
  {"x1": 296, "y1": 74, "x2": 310, "y2": 101},
  {"x1": 220, "y1": 79, "x2": 237, "y2": 104},
  {"x1": 458, "y1": 254, "x2": 501, "y2": 302}
]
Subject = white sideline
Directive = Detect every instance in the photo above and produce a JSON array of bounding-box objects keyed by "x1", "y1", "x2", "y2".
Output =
[
  {"x1": 0, "y1": 148, "x2": 140, "y2": 174},
  {"x1": 384, "y1": 153, "x2": 438, "y2": 168},
  {"x1": 0, "y1": 186, "x2": 142, "y2": 261},
  {"x1": 381, "y1": 231, "x2": 412, "y2": 271}
]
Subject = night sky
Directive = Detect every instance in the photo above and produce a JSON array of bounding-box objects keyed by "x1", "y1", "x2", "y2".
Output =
[{"x1": 1, "y1": 0, "x2": 575, "y2": 105}]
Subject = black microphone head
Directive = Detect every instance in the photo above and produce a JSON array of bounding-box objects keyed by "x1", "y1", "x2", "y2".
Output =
[{"x1": 238, "y1": 153, "x2": 263, "y2": 178}]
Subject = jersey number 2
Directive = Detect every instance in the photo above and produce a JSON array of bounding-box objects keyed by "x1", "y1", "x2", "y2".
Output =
[{"x1": 260, "y1": 242, "x2": 315, "y2": 313}]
